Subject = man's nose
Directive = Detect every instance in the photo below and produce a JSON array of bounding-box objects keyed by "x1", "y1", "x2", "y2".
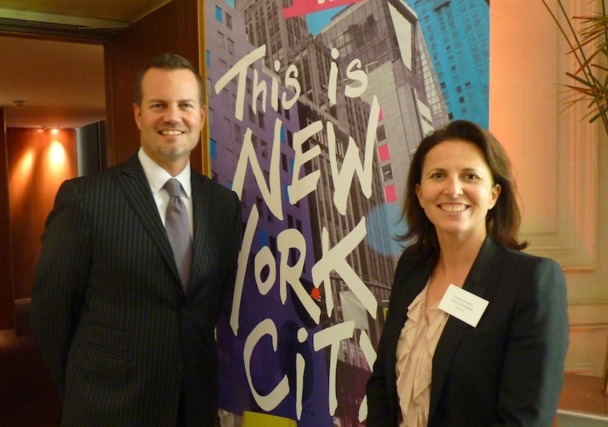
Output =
[{"x1": 163, "y1": 105, "x2": 181, "y2": 122}]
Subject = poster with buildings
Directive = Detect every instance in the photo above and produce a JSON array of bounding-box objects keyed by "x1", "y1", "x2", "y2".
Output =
[{"x1": 205, "y1": 0, "x2": 488, "y2": 425}]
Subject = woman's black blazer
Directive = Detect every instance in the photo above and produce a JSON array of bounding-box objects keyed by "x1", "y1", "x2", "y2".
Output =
[{"x1": 366, "y1": 237, "x2": 569, "y2": 427}]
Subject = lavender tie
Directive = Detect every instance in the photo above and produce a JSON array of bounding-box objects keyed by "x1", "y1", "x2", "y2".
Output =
[{"x1": 163, "y1": 178, "x2": 192, "y2": 289}]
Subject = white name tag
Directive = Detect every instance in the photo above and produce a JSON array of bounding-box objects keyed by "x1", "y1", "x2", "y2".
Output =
[{"x1": 438, "y1": 284, "x2": 489, "y2": 327}]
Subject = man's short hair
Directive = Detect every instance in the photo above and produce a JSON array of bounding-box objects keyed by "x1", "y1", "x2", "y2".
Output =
[{"x1": 134, "y1": 53, "x2": 205, "y2": 105}]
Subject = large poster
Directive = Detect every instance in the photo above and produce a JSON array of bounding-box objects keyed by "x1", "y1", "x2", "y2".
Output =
[{"x1": 205, "y1": 0, "x2": 488, "y2": 425}]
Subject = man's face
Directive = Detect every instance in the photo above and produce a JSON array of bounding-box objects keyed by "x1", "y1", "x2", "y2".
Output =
[{"x1": 133, "y1": 68, "x2": 205, "y2": 175}]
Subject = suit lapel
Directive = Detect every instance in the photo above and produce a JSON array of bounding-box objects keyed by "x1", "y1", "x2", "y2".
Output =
[
  {"x1": 115, "y1": 154, "x2": 180, "y2": 283},
  {"x1": 392, "y1": 259, "x2": 434, "y2": 325},
  {"x1": 428, "y1": 237, "x2": 499, "y2": 423},
  {"x1": 189, "y1": 172, "x2": 212, "y2": 291},
  {"x1": 384, "y1": 257, "x2": 434, "y2": 422}
]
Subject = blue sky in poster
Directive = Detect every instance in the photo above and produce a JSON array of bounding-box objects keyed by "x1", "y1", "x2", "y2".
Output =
[{"x1": 306, "y1": 6, "x2": 345, "y2": 35}]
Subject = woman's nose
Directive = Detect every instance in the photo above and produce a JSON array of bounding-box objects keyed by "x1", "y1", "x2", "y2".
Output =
[{"x1": 444, "y1": 177, "x2": 463, "y2": 197}]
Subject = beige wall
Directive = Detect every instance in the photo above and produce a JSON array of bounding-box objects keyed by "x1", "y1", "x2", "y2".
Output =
[{"x1": 491, "y1": 0, "x2": 608, "y2": 376}]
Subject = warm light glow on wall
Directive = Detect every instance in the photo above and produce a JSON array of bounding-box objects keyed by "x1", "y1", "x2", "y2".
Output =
[
  {"x1": 7, "y1": 127, "x2": 78, "y2": 304},
  {"x1": 9, "y1": 148, "x2": 35, "y2": 210},
  {"x1": 48, "y1": 140, "x2": 67, "y2": 173},
  {"x1": 13, "y1": 148, "x2": 35, "y2": 180}
]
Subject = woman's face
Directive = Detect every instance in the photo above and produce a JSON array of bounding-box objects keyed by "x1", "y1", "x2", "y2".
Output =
[{"x1": 415, "y1": 139, "x2": 501, "y2": 243}]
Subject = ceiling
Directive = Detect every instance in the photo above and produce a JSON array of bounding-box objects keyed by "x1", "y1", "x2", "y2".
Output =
[{"x1": 0, "y1": 0, "x2": 169, "y2": 129}]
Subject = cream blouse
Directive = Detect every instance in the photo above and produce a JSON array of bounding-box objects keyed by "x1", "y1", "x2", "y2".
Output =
[{"x1": 395, "y1": 285, "x2": 449, "y2": 427}]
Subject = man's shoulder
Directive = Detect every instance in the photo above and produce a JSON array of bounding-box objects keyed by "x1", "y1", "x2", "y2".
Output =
[
  {"x1": 192, "y1": 171, "x2": 237, "y2": 198},
  {"x1": 57, "y1": 158, "x2": 134, "y2": 200}
]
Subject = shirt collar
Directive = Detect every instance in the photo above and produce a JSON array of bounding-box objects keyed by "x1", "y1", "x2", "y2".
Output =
[{"x1": 137, "y1": 148, "x2": 191, "y2": 198}]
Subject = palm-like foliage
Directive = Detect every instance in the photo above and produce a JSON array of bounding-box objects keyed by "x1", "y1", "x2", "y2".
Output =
[{"x1": 542, "y1": 0, "x2": 608, "y2": 134}]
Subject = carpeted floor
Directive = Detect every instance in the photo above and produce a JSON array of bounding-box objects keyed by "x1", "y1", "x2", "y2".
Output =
[{"x1": 0, "y1": 330, "x2": 61, "y2": 427}]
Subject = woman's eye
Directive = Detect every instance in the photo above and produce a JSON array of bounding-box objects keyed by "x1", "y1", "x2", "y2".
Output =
[
  {"x1": 430, "y1": 172, "x2": 444, "y2": 179},
  {"x1": 464, "y1": 173, "x2": 480, "y2": 181}
]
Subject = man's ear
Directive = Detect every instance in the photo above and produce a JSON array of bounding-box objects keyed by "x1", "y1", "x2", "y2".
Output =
[
  {"x1": 133, "y1": 103, "x2": 142, "y2": 130},
  {"x1": 200, "y1": 105, "x2": 207, "y2": 127}
]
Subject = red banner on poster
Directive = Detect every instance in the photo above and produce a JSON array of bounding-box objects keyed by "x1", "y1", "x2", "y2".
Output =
[{"x1": 282, "y1": 0, "x2": 364, "y2": 19}]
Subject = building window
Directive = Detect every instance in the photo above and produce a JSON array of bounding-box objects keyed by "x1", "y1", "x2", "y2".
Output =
[
  {"x1": 208, "y1": 107, "x2": 214, "y2": 128},
  {"x1": 210, "y1": 138, "x2": 217, "y2": 160},
  {"x1": 215, "y1": 6, "x2": 223, "y2": 23},
  {"x1": 287, "y1": 130, "x2": 293, "y2": 149},
  {"x1": 381, "y1": 164, "x2": 393, "y2": 182},
  {"x1": 261, "y1": 139, "x2": 268, "y2": 160},
  {"x1": 377, "y1": 124, "x2": 387, "y2": 141},
  {"x1": 234, "y1": 123, "x2": 242, "y2": 143},
  {"x1": 384, "y1": 184, "x2": 397, "y2": 203},
  {"x1": 256, "y1": 197, "x2": 264, "y2": 220},
  {"x1": 226, "y1": 12, "x2": 232, "y2": 29},
  {"x1": 377, "y1": 144, "x2": 390, "y2": 162}
]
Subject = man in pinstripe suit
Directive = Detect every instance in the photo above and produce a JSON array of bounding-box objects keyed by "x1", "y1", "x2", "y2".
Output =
[{"x1": 30, "y1": 53, "x2": 242, "y2": 426}]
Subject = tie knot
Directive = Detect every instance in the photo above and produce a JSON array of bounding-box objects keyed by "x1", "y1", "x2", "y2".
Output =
[{"x1": 164, "y1": 178, "x2": 182, "y2": 198}]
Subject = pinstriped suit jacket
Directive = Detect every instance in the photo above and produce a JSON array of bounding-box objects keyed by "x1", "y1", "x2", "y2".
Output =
[
  {"x1": 30, "y1": 153, "x2": 242, "y2": 426},
  {"x1": 366, "y1": 237, "x2": 569, "y2": 427}
]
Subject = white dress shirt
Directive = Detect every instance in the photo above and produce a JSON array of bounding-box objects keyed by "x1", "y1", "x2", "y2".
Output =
[{"x1": 137, "y1": 148, "x2": 193, "y2": 237}]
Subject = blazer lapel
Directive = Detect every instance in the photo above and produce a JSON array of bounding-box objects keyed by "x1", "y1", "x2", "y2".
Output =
[
  {"x1": 428, "y1": 237, "x2": 499, "y2": 423},
  {"x1": 391, "y1": 259, "x2": 434, "y2": 325},
  {"x1": 115, "y1": 154, "x2": 180, "y2": 283},
  {"x1": 188, "y1": 172, "x2": 212, "y2": 292},
  {"x1": 384, "y1": 257, "x2": 434, "y2": 422}
]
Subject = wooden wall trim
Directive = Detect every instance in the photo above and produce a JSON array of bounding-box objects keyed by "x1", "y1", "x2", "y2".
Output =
[
  {"x1": 105, "y1": 0, "x2": 202, "y2": 170},
  {"x1": 0, "y1": 108, "x2": 14, "y2": 329}
]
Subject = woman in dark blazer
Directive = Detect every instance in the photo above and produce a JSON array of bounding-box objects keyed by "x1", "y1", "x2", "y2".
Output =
[{"x1": 366, "y1": 120, "x2": 568, "y2": 427}]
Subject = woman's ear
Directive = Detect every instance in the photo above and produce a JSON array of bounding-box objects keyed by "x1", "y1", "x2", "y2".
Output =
[
  {"x1": 415, "y1": 183, "x2": 423, "y2": 206},
  {"x1": 489, "y1": 184, "x2": 501, "y2": 209}
]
